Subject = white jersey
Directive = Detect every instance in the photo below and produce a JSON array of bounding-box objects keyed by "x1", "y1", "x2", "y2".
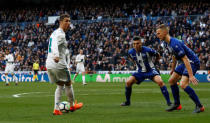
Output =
[
  {"x1": 46, "y1": 28, "x2": 69, "y2": 69},
  {"x1": 5, "y1": 54, "x2": 15, "y2": 73},
  {"x1": 5, "y1": 54, "x2": 14, "y2": 66},
  {"x1": 76, "y1": 54, "x2": 85, "y2": 67}
]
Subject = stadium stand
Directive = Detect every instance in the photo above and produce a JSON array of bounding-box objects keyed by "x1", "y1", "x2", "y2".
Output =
[{"x1": 0, "y1": 0, "x2": 209, "y2": 72}]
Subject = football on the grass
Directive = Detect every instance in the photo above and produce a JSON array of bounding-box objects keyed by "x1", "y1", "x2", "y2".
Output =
[{"x1": 59, "y1": 101, "x2": 70, "y2": 112}]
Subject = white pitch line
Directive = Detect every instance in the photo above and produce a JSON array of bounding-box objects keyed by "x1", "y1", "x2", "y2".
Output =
[
  {"x1": 12, "y1": 92, "x2": 47, "y2": 98},
  {"x1": 11, "y1": 88, "x2": 210, "y2": 98}
]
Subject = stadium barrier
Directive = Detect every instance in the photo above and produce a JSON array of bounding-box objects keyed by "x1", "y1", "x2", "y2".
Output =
[{"x1": 0, "y1": 71, "x2": 209, "y2": 82}]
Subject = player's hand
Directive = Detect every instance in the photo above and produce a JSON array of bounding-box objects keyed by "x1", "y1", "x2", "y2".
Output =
[
  {"x1": 189, "y1": 76, "x2": 198, "y2": 85},
  {"x1": 54, "y1": 57, "x2": 59, "y2": 63},
  {"x1": 170, "y1": 70, "x2": 174, "y2": 75}
]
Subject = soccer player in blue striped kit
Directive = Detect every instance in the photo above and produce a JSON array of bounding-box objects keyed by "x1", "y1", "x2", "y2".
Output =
[
  {"x1": 121, "y1": 36, "x2": 172, "y2": 108},
  {"x1": 156, "y1": 24, "x2": 205, "y2": 113}
]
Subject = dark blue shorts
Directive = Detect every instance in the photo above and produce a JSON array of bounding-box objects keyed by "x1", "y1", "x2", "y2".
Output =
[
  {"x1": 175, "y1": 63, "x2": 200, "y2": 77},
  {"x1": 132, "y1": 69, "x2": 160, "y2": 84}
]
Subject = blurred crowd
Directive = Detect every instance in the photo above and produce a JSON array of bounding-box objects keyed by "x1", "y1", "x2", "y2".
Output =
[
  {"x1": 0, "y1": 0, "x2": 209, "y2": 22},
  {"x1": 0, "y1": 0, "x2": 209, "y2": 72}
]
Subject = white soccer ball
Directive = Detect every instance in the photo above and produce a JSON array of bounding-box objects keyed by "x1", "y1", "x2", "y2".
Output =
[{"x1": 59, "y1": 101, "x2": 70, "y2": 112}]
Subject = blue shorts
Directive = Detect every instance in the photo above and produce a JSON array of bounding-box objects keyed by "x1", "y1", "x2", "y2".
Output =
[
  {"x1": 175, "y1": 63, "x2": 200, "y2": 77},
  {"x1": 132, "y1": 69, "x2": 160, "y2": 84}
]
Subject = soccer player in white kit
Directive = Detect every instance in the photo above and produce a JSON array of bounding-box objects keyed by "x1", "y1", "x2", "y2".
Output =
[
  {"x1": 4, "y1": 50, "x2": 18, "y2": 86},
  {"x1": 46, "y1": 14, "x2": 83, "y2": 115},
  {"x1": 73, "y1": 49, "x2": 87, "y2": 85}
]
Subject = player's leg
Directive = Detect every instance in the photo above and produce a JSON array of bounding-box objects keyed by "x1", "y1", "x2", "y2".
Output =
[
  {"x1": 5, "y1": 65, "x2": 10, "y2": 85},
  {"x1": 36, "y1": 74, "x2": 37, "y2": 81},
  {"x1": 32, "y1": 70, "x2": 36, "y2": 81},
  {"x1": 73, "y1": 65, "x2": 80, "y2": 82},
  {"x1": 13, "y1": 74, "x2": 18, "y2": 85},
  {"x1": 54, "y1": 69, "x2": 65, "y2": 114},
  {"x1": 54, "y1": 82, "x2": 64, "y2": 111},
  {"x1": 166, "y1": 72, "x2": 182, "y2": 111},
  {"x1": 82, "y1": 71, "x2": 87, "y2": 85},
  {"x1": 11, "y1": 65, "x2": 18, "y2": 85},
  {"x1": 11, "y1": 73, "x2": 18, "y2": 85},
  {"x1": 53, "y1": 82, "x2": 64, "y2": 115},
  {"x1": 34, "y1": 70, "x2": 38, "y2": 81},
  {"x1": 65, "y1": 82, "x2": 74, "y2": 107},
  {"x1": 63, "y1": 69, "x2": 75, "y2": 107},
  {"x1": 61, "y1": 68, "x2": 83, "y2": 112},
  {"x1": 152, "y1": 75, "x2": 171, "y2": 106},
  {"x1": 121, "y1": 72, "x2": 145, "y2": 106},
  {"x1": 47, "y1": 69, "x2": 63, "y2": 115},
  {"x1": 35, "y1": 74, "x2": 38, "y2": 81},
  {"x1": 65, "y1": 82, "x2": 83, "y2": 112},
  {"x1": 73, "y1": 72, "x2": 78, "y2": 82},
  {"x1": 5, "y1": 73, "x2": 9, "y2": 86},
  {"x1": 121, "y1": 75, "x2": 138, "y2": 106},
  {"x1": 180, "y1": 76, "x2": 204, "y2": 113}
]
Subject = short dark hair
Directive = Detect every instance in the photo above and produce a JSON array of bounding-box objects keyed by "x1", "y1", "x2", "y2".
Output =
[
  {"x1": 133, "y1": 36, "x2": 141, "y2": 41},
  {"x1": 60, "y1": 14, "x2": 70, "y2": 21}
]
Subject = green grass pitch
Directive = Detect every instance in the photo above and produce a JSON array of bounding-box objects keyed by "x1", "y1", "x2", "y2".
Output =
[{"x1": 0, "y1": 82, "x2": 209, "y2": 123}]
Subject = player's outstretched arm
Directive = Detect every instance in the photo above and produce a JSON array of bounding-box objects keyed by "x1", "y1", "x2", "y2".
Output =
[
  {"x1": 127, "y1": 54, "x2": 136, "y2": 66},
  {"x1": 181, "y1": 55, "x2": 198, "y2": 85},
  {"x1": 155, "y1": 52, "x2": 161, "y2": 62}
]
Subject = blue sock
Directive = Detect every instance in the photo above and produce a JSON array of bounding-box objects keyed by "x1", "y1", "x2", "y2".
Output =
[
  {"x1": 184, "y1": 86, "x2": 202, "y2": 107},
  {"x1": 160, "y1": 85, "x2": 171, "y2": 105},
  {"x1": 125, "y1": 86, "x2": 132, "y2": 104},
  {"x1": 171, "y1": 84, "x2": 180, "y2": 105}
]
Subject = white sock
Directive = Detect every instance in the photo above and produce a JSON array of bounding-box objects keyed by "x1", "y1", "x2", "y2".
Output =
[
  {"x1": 82, "y1": 75, "x2": 85, "y2": 84},
  {"x1": 13, "y1": 75, "x2": 18, "y2": 83},
  {"x1": 54, "y1": 85, "x2": 63, "y2": 110},
  {"x1": 5, "y1": 75, "x2": 9, "y2": 84},
  {"x1": 65, "y1": 85, "x2": 75, "y2": 107}
]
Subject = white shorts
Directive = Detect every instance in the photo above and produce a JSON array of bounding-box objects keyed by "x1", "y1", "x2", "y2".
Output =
[
  {"x1": 47, "y1": 68, "x2": 71, "y2": 84},
  {"x1": 5, "y1": 64, "x2": 14, "y2": 74},
  {"x1": 76, "y1": 66, "x2": 85, "y2": 73}
]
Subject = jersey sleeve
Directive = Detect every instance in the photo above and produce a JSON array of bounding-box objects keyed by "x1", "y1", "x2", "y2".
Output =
[
  {"x1": 65, "y1": 50, "x2": 71, "y2": 68},
  {"x1": 57, "y1": 34, "x2": 65, "y2": 45},
  {"x1": 127, "y1": 51, "x2": 133, "y2": 60},
  {"x1": 148, "y1": 48, "x2": 158, "y2": 56},
  {"x1": 51, "y1": 36, "x2": 59, "y2": 57},
  {"x1": 128, "y1": 49, "x2": 135, "y2": 62},
  {"x1": 172, "y1": 42, "x2": 185, "y2": 58}
]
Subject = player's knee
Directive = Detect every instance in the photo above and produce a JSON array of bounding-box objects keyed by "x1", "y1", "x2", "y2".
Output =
[
  {"x1": 157, "y1": 81, "x2": 164, "y2": 87},
  {"x1": 180, "y1": 82, "x2": 187, "y2": 89},
  {"x1": 168, "y1": 78, "x2": 176, "y2": 85},
  {"x1": 126, "y1": 80, "x2": 133, "y2": 87},
  {"x1": 125, "y1": 81, "x2": 130, "y2": 87}
]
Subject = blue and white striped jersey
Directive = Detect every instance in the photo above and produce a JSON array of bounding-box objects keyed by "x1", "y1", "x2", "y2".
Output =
[{"x1": 128, "y1": 46, "x2": 158, "y2": 72}]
